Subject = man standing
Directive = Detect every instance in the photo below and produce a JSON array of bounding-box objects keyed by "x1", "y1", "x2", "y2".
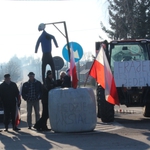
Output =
[
  {"x1": 21, "y1": 72, "x2": 42, "y2": 129},
  {"x1": 34, "y1": 70, "x2": 55, "y2": 131},
  {"x1": 35, "y1": 23, "x2": 58, "y2": 84},
  {"x1": 0, "y1": 74, "x2": 20, "y2": 131}
]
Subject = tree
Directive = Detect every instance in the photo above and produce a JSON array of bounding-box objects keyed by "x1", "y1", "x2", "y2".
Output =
[
  {"x1": 80, "y1": 51, "x2": 93, "y2": 64},
  {"x1": 101, "y1": 0, "x2": 150, "y2": 39},
  {"x1": 0, "y1": 64, "x2": 4, "y2": 81},
  {"x1": 20, "y1": 56, "x2": 42, "y2": 81},
  {"x1": 4, "y1": 56, "x2": 22, "y2": 82},
  {"x1": 0, "y1": 55, "x2": 42, "y2": 82}
]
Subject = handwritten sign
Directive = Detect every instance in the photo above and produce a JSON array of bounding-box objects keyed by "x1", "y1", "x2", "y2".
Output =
[
  {"x1": 55, "y1": 102, "x2": 93, "y2": 125},
  {"x1": 114, "y1": 61, "x2": 150, "y2": 87},
  {"x1": 48, "y1": 88, "x2": 96, "y2": 132}
]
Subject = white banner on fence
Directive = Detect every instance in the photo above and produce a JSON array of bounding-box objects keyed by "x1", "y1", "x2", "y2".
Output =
[{"x1": 114, "y1": 60, "x2": 150, "y2": 87}]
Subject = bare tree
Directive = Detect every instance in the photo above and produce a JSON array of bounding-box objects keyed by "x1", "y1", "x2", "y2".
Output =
[
  {"x1": 4, "y1": 56, "x2": 22, "y2": 82},
  {"x1": 80, "y1": 52, "x2": 93, "y2": 64}
]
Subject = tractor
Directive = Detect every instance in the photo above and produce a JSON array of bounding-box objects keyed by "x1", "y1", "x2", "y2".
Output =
[{"x1": 96, "y1": 39, "x2": 150, "y2": 122}]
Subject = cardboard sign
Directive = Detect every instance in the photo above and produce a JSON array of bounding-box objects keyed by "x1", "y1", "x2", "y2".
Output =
[{"x1": 114, "y1": 61, "x2": 150, "y2": 87}]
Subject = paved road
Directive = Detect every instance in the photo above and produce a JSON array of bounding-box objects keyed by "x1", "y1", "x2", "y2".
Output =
[
  {"x1": 0, "y1": 104, "x2": 150, "y2": 150},
  {"x1": 0, "y1": 86, "x2": 150, "y2": 150}
]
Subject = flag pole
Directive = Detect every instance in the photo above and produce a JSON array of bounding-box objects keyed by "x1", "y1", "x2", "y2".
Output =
[
  {"x1": 45, "y1": 21, "x2": 72, "y2": 87},
  {"x1": 84, "y1": 55, "x2": 95, "y2": 87},
  {"x1": 45, "y1": 21, "x2": 70, "y2": 60},
  {"x1": 84, "y1": 73, "x2": 89, "y2": 87}
]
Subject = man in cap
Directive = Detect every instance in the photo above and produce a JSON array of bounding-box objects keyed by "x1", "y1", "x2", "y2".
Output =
[
  {"x1": 35, "y1": 23, "x2": 58, "y2": 84},
  {"x1": 0, "y1": 74, "x2": 21, "y2": 131},
  {"x1": 21, "y1": 72, "x2": 42, "y2": 129},
  {"x1": 59, "y1": 69, "x2": 71, "y2": 88}
]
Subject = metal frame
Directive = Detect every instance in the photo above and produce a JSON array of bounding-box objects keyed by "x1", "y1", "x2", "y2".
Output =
[{"x1": 45, "y1": 21, "x2": 70, "y2": 60}]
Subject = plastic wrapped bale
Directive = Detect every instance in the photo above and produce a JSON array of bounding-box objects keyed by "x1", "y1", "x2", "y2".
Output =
[{"x1": 48, "y1": 87, "x2": 97, "y2": 133}]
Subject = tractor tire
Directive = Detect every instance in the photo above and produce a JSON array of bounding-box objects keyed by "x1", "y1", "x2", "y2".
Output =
[
  {"x1": 97, "y1": 85, "x2": 114, "y2": 123},
  {"x1": 97, "y1": 85, "x2": 101, "y2": 118},
  {"x1": 97, "y1": 102, "x2": 101, "y2": 118},
  {"x1": 143, "y1": 104, "x2": 150, "y2": 117}
]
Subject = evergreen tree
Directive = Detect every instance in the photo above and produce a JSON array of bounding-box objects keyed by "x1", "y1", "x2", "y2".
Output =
[{"x1": 101, "y1": 0, "x2": 150, "y2": 39}]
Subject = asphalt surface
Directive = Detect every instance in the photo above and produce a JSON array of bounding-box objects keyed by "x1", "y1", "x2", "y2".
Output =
[
  {"x1": 0, "y1": 116, "x2": 124, "y2": 150},
  {"x1": 0, "y1": 86, "x2": 145, "y2": 150},
  {"x1": 0, "y1": 105, "x2": 146, "y2": 150}
]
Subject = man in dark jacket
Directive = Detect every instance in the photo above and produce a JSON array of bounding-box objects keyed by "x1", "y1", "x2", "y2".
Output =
[
  {"x1": 0, "y1": 74, "x2": 20, "y2": 131},
  {"x1": 60, "y1": 69, "x2": 71, "y2": 88},
  {"x1": 21, "y1": 72, "x2": 42, "y2": 129},
  {"x1": 34, "y1": 70, "x2": 55, "y2": 131}
]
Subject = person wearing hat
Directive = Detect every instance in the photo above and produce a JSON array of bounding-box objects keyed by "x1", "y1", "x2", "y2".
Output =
[
  {"x1": 34, "y1": 70, "x2": 55, "y2": 131},
  {"x1": 35, "y1": 23, "x2": 58, "y2": 84},
  {"x1": 0, "y1": 74, "x2": 21, "y2": 131},
  {"x1": 59, "y1": 69, "x2": 71, "y2": 88},
  {"x1": 21, "y1": 72, "x2": 42, "y2": 129}
]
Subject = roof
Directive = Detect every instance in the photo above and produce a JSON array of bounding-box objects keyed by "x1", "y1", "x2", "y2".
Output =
[
  {"x1": 85, "y1": 61, "x2": 93, "y2": 69},
  {"x1": 80, "y1": 69, "x2": 89, "y2": 74}
]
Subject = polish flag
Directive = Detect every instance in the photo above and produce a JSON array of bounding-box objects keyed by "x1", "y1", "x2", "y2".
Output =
[
  {"x1": 15, "y1": 105, "x2": 20, "y2": 126},
  {"x1": 69, "y1": 46, "x2": 78, "y2": 89},
  {"x1": 15, "y1": 97, "x2": 21, "y2": 126},
  {"x1": 89, "y1": 46, "x2": 119, "y2": 105}
]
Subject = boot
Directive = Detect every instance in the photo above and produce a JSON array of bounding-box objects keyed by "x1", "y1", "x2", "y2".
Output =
[
  {"x1": 4, "y1": 125, "x2": 8, "y2": 131},
  {"x1": 13, "y1": 126, "x2": 21, "y2": 131}
]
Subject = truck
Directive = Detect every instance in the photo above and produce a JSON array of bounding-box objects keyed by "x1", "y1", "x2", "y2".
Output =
[{"x1": 96, "y1": 39, "x2": 150, "y2": 122}]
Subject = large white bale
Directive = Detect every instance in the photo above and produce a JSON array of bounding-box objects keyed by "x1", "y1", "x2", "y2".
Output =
[{"x1": 48, "y1": 87, "x2": 97, "y2": 133}]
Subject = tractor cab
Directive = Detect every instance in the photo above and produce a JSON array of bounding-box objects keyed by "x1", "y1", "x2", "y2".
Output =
[{"x1": 96, "y1": 39, "x2": 150, "y2": 122}]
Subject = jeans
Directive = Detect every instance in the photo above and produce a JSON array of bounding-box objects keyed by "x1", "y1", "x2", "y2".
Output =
[{"x1": 27, "y1": 100, "x2": 40, "y2": 127}]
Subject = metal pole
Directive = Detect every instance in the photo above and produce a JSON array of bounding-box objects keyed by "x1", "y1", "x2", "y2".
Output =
[
  {"x1": 78, "y1": 61, "x2": 80, "y2": 87},
  {"x1": 52, "y1": 24, "x2": 66, "y2": 38},
  {"x1": 45, "y1": 21, "x2": 65, "y2": 25},
  {"x1": 64, "y1": 21, "x2": 70, "y2": 61},
  {"x1": 43, "y1": 21, "x2": 72, "y2": 87}
]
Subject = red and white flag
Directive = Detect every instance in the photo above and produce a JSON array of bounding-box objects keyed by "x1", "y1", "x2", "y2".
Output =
[
  {"x1": 69, "y1": 46, "x2": 78, "y2": 89},
  {"x1": 15, "y1": 97, "x2": 21, "y2": 126},
  {"x1": 15, "y1": 104, "x2": 20, "y2": 126},
  {"x1": 89, "y1": 46, "x2": 119, "y2": 105}
]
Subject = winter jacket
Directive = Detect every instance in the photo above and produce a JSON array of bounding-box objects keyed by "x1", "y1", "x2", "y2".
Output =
[
  {"x1": 0, "y1": 81, "x2": 19, "y2": 106},
  {"x1": 21, "y1": 79, "x2": 42, "y2": 101},
  {"x1": 61, "y1": 75, "x2": 71, "y2": 88}
]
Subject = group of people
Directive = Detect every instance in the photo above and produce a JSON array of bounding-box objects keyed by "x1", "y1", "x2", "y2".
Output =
[{"x1": 0, "y1": 69, "x2": 71, "y2": 132}]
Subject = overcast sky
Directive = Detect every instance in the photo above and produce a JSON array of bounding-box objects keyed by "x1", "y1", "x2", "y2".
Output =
[{"x1": 0, "y1": 0, "x2": 109, "y2": 63}]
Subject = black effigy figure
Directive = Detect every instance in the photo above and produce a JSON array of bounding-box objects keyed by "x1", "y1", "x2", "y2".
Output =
[{"x1": 35, "y1": 23, "x2": 58, "y2": 84}]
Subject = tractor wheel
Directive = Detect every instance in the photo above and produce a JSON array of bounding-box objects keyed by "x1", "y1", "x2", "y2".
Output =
[
  {"x1": 143, "y1": 104, "x2": 150, "y2": 117},
  {"x1": 97, "y1": 85, "x2": 101, "y2": 118},
  {"x1": 98, "y1": 85, "x2": 114, "y2": 122},
  {"x1": 97, "y1": 102, "x2": 101, "y2": 118}
]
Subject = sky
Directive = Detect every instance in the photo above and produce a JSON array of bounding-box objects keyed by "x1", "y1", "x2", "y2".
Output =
[{"x1": 0, "y1": 0, "x2": 109, "y2": 63}]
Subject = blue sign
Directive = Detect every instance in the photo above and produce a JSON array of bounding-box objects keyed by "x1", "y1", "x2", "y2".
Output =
[{"x1": 62, "y1": 42, "x2": 83, "y2": 62}]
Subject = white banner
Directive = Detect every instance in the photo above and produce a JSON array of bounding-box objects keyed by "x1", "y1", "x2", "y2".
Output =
[{"x1": 114, "y1": 60, "x2": 150, "y2": 87}]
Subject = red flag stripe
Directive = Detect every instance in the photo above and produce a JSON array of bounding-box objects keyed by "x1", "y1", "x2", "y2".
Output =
[
  {"x1": 15, "y1": 105, "x2": 20, "y2": 126},
  {"x1": 89, "y1": 60, "x2": 105, "y2": 88},
  {"x1": 89, "y1": 46, "x2": 119, "y2": 105},
  {"x1": 70, "y1": 46, "x2": 78, "y2": 89},
  {"x1": 72, "y1": 65, "x2": 78, "y2": 88}
]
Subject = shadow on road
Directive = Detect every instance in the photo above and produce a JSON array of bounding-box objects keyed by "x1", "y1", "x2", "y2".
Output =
[{"x1": 115, "y1": 116, "x2": 150, "y2": 130}]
